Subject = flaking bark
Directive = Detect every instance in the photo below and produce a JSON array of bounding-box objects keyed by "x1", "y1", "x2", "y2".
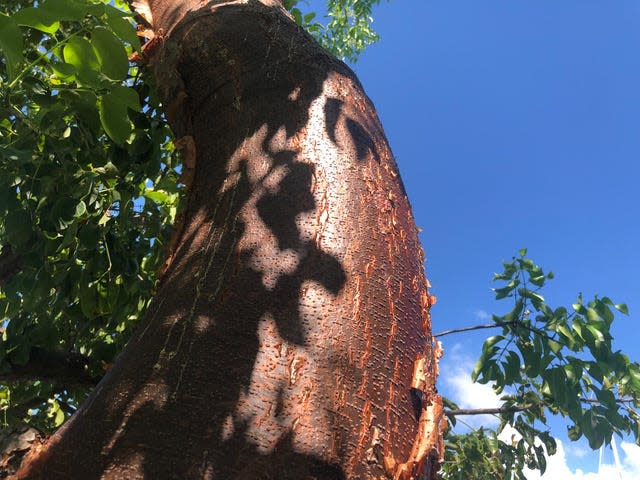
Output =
[{"x1": 16, "y1": 1, "x2": 443, "y2": 478}]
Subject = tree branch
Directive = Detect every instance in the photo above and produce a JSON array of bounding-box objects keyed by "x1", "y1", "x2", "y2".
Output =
[
  {"x1": 434, "y1": 321, "x2": 518, "y2": 338},
  {"x1": 445, "y1": 404, "x2": 534, "y2": 417},
  {"x1": 445, "y1": 397, "x2": 637, "y2": 417},
  {"x1": 1, "y1": 347, "x2": 101, "y2": 387}
]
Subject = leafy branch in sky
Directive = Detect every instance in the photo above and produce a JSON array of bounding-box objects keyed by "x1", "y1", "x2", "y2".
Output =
[
  {"x1": 285, "y1": 0, "x2": 384, "y2": 62},
  {"x1": 439, "y1": 250, "x2": 640, "y2": 479}
]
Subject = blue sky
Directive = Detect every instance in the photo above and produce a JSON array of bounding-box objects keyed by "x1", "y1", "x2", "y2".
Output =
[{"x1": 309, "y1": 0, "x2": 640, "y2": 476}]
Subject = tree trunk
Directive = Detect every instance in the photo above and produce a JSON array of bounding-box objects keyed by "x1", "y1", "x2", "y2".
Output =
[{"x1": 16, "y1": 1, "x2": 444, "y2": 478}]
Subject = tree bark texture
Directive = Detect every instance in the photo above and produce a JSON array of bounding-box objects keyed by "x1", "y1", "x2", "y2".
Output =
[{"x1": 16, "y1": 1, "x2": 444, "y2": 478}]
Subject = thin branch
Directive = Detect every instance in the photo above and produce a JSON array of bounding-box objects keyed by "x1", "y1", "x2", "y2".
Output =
[
  {"x1": 580, "y1": 397, "x2": 636, "y2": 405},
  {"x1": 434, "y1": 318, "x2": 560, "y2": 344},
  {"x1": 445, "y1": 404, "x2": 535, "y2": 417},
  {"x1": 445, "y1": 397, "x2": 637, "y2": 417},
  {"x1": 434, "y1": 321, "x2": 518, "y2": 338}
]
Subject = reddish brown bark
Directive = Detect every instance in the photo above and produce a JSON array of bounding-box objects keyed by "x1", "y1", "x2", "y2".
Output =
[{"x1": 16, "y1": 1, "x2": 444, "y2": 478}]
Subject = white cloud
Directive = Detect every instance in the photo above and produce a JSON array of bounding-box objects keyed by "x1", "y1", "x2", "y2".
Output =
[
  {"x1": 475, "y1": 309, "x2": 491, "y2": 320},
  {"x1": 565, "y1": 442, "x2": 589, "y2": 459},
  {"x1": 499, "y1": 430, "x2": 640, "y2": 480},
  {"x1": 521, "y1": 439, "x2": 640, "y2": 480},
  {"x1": 439, "y1": 343, "x2": 501, "y2": 428}
]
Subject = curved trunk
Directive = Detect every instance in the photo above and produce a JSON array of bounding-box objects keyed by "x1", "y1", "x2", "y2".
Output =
[{"x1": 17, "y1": 1, "x2": 444, "y2": 478}]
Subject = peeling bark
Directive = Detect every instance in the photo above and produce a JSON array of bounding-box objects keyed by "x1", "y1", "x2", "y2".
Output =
[{"x1": 15, "y1": 1, "x2": 443, "y2": 478}]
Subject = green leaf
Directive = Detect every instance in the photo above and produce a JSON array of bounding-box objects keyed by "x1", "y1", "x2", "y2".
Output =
[
  {"x1": 13, "y1": 7, "x2": 60, "y2": 34},
  {"x1": 4, "y1": 210, "x2": 32, "y2": 245},
  {"x1": 482, "y1": 335, "x2": 504, "y2": 355},
  {"x1": 51, "y1": 60, "x2": 77, "y2": 80},
  {"x1": 291, "y1": 7, "x2": 303, "y2": 25},
  {"x1": 91, "y1": 27, "x2": 129, "y2": 81},
  {"x1": 614, "y1": 303, "x2": 629, "y2": 315},
  {"x1": 499, "y1": 300, "x2": 524, "y2": 324},
  {"x1": 105, "y1": 10, "x2": 140, "y2": 51},
  {"x1": 503, "y1": 351, "x2": 521, "y2": 383},
  {"x1": 79, "y1": 281, "x2": 97, "y2": 318},
  {"x1": 63, "y1": 37, "x2": 100, "y2": 86},
  {"x1": 521, "y1": 343, "x2": 540, "y2": 377},
  {"x1": 518, "y1": 288, "x2": 545, "y2": 305},
  {"x1": 529, "y1": 275, "x2": 545, "y2": 287},
  {"x1": 0, "y1": 14, "x2": 24, "y2": 81},
  {"x1": 144, "y1": 190, "x2": 171, "y2": 204},
  {"x1": 518, "y1": 248, "x2": 527, "y2": 257},
  {"x1": 586, "y1": 324, "x2": 605, "y2": 346},
  {"x1": 50, "y1": 197, "x2": 79, "y2": 230},
  {"x1": 494, "y1": 279, "x2": 519, "y2": 300},
  {"x1": 97, "y1": 211, "x2": 112, "y2": 226},
  {"x1": 493, "y1": 272, "x2": 512, "y2": 281},
  {"x1": 283, "y1": 0, "x2": 299, "y2": 10},
  {"x1": 586, "y1": 307, "x2": 601, "y2": 324},
  {"x1": 557, "y1": 324, "x2": 574, "y2": 345},
  {"x1": 74, "y1": 200, "x2": 87, "y2": 218},
  {"x1": 471, "y1": 358, "x2": 483, "y2": 382},
  {"x1": 41, "y1": 0, "x2": 88, "y2": 21},
  {"x1": 48, "y1": 400, "x2": 66, "y2": 427},
  {"x1": 64, "y1": 89, "x2": 100, "y2": 132},
  {"x1": 572, "y1": 303, "x2": 586, "y2": 315},
  {"x1": 111, "y1": 85, "x2": 140, "y2": 111},
  {"x1": 98, "y1": 86, "x2": 139, "y2": 144},
  {"x1": 567, "y1": 424, "x2": 581, "y2": 441},
  {"x1": 546, "y1": 338, "x2": 562, "y2": 354},
  {"x1": 563, "y1": 362, "x2": 582, "y2": 382}
]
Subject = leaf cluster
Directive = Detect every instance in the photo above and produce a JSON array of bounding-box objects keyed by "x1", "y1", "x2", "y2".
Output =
[
  {"x1": 441, "y1": 250, "x2": 640, "y2": 479},
  {"x1": 0, "y1": 0, "x2": 181, "y2": 431},
  {"x1": 285, "y1": 0, "x2": 384, "y2": 63}
]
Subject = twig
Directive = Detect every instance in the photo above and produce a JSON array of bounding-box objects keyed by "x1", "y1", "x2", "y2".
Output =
[
  {"x1": 445, "y1": 404, "x2": 534, "y2": 417},
  {"x1": 445, "y1": 397, "x2": 636, "y2": 417},
  {"x1": 434, "y1": 321, "x2": 518, "y2": 338}
]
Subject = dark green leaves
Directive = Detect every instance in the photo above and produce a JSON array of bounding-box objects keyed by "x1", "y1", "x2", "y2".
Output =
[
  {"x1": 91, "y1": 27, "x2": 128, "y2": 81},
  {"x1": 98, "y1": 86, "x2": 140, "y2": 144},
  {"x1": 4, "y1": 210, "x2": 32, "y2": 245},
  {"x1": 0, "y1": 14, "x2": 24, "y2": 81},
  {"x1": 0, "y1": 0, "x2": 179, "y2": 434},
  {"x1": 63, "y1": 37, "x2": 100, "y2": 86},
  {"x1": 104, "y1": 9, "x2": 140, "y2": 50},
  {"x1": 41, "y1": 0, "x2": 88, "y2": 22},
  {"x1": 14, "y1": 7, "x2": 60, "y2": 34}
]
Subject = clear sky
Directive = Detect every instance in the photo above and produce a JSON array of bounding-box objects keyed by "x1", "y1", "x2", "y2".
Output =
[{"x1": 309, "y1": 0, "x2": 640, "y2": 476}]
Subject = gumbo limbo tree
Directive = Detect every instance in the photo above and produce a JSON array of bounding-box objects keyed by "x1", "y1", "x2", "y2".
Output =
[
  {"x1": 0, "y1": 0, "x2": 445, "y2": 478},
  {"x1": 1, "y1": 1, "x2": 640, "y2": 479}
]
